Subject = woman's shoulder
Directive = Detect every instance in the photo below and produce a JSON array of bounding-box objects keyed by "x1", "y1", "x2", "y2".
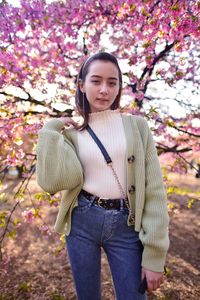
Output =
[
  {"x1": 121, "y1": 113, "x2": 149, "y2": 128},
  {"x1": 39, "y1": 118, "x2": 64, "y2": 132},
  {"x1": 39, "y1": 118, "x2": 77, "y2": 143}
]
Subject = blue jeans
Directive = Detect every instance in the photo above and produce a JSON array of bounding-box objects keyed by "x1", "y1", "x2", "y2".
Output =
[{"x1": 66, "y1": 194, "x2": 147, "y2": 300}]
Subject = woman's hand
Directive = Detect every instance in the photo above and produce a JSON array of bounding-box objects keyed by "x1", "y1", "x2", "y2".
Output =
[
  {"x1": 141, "y1": 267, "x2": 164, "y2": 293},
  {"x1": 59, "y1": 117, "x2": 78, "y2": 129}
]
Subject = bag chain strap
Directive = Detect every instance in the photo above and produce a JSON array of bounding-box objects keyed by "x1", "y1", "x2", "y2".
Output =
[
  {"x1": 108, "y1": 162, "x2": 135, "y2": 225},
  {"x1": 108, "y1": 162, "x2": 126, "y2": 199}
]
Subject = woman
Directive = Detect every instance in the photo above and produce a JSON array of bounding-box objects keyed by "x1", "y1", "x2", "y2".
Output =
[{"x1": 36, "y1": 52, "x2": 169, "y2": 300}]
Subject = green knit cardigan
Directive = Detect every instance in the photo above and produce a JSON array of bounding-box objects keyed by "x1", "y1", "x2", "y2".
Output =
[{"x1": 36, "y1": 114, "x2": 169, "y2": 272}]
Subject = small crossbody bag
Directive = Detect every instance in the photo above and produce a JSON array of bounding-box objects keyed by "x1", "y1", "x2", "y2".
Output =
[{"x1": 86, "y1": 124, "x2": 135, "y2": 225}]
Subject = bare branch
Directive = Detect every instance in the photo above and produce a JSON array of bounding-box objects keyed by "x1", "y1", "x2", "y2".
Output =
[
  {"x1": 0, "y1": 159, "x2": 36, "y2": 258},
  {"x1": 156, "y1": 142, "x2": 192, "y2": 154},
  {"x1": 156, "y1": 119, "x2": 200, "y2": 138}
]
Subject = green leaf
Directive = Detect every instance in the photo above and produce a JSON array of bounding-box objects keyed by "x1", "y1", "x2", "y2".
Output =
[
  {"x1": 6, "y1": 230, "x2": 17, "y2": 240},
  {"x1": 18, "y1": 282, "x2": 31, "y2": 292},
  {"x1": 187, "y1": 198, "x2": 195, "y2": 209}
]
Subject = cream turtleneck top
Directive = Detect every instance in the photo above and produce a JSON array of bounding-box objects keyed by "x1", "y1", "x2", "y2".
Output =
[{"x1": 77, "y1": 109, "x2": 127, "y2": 198}]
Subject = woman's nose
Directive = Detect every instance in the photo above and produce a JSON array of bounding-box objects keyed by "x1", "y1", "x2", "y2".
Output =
[{"x1": 100, "y1": 83, "x2": 108, "y2": 94}]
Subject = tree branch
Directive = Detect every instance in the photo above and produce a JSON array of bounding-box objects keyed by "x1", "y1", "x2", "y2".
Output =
[
  {"x1": 156, "y1": 142, "x2": 192, "y2": 154},
  {"x1": 141, "y1": 42, "x2": 175, "y2": 82},
  {"x1": 0, "y1": 159, "x2": 36, "y2": 260}
]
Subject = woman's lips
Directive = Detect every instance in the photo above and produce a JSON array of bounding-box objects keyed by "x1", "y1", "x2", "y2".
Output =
[{"x1": 96, "y1": 98, "x2": 109, "y2": 101}]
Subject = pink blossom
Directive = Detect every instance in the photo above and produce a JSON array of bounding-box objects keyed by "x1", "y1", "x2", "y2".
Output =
[{"x1": 22, "y1": 210, "x2": 35, "y2": 223}]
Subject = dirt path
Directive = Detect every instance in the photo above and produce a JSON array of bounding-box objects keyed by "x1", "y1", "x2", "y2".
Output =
[{"x1": 0, "y1": 173, "x2": 200, "y2": 300}]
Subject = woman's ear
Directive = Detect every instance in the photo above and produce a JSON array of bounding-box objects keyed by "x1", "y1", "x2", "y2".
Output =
[{"x1": 78, "y1": 79, "x2": 85, "y2": 93}]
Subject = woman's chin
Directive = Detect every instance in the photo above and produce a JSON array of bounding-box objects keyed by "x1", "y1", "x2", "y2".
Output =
[{"x1": 91, "y1": 103, "x2": 111, "y2": 112}]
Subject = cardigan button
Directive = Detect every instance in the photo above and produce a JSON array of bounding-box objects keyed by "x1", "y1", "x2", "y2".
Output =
[
  {"x1": 128, "y1": 155, "x2": 135, "y2": 163},
  {"x1": 128, "y1": 185, "x2": 136, "y2": 194}
]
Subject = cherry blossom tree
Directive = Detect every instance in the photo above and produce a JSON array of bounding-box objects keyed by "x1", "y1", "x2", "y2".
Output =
[{"x1": 0, "y1": 0, "x2": 200, "y2": 258}]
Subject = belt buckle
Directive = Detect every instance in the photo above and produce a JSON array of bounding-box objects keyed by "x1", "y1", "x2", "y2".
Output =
[
  {"x1": 97, "y1": 197, "x2": 108, "y2": 208},
  {"x1": 97, "y1": 197, "x2": 103, "y2": 206}
]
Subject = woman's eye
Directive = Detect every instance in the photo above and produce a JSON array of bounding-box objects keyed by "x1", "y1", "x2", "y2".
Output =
[{"x1": 91, "y1": 81, "x2": 116, "y2": 86}]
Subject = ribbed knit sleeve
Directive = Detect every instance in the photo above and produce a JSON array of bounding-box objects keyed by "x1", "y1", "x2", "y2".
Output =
[
  {"x1": 36, "y1": 119, "x2": 83, "y2": 194},
  {"x1": 136, "y1": 117, "x2": 169, "y2": 272}
]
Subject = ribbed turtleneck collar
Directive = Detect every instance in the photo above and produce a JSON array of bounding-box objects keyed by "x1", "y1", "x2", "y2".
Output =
[{"x1": 89, "y1": 109, "x2": 121, "y2": 123}]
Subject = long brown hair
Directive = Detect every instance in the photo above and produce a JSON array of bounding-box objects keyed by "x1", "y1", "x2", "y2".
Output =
[{"x1": 75, "y1": 52, "x2": 123, "y2": 130}]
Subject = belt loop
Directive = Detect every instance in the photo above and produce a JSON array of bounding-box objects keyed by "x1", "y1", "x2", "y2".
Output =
[
  {"x1": 88, "y1": 196, "x2": 96, "y2": 207},
  {"x1": 120, "y1": 199, "x2": 124, "y2": 211}
]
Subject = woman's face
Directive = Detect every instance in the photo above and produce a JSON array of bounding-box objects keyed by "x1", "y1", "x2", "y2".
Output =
[{"x1": 80, "y1": 60, "x2": 120, "y2": 113}]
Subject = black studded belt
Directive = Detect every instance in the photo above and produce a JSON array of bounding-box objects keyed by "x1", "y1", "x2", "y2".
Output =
[{"x1": 80, "y1": 190, "x2": 128, "y2": 210}]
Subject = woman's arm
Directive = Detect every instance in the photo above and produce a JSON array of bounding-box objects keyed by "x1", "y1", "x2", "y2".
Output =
[
  {"x1": 36, "y1": 118, "x2": 83, "y2": 194},
  {"x1": 136, "y1": 117, "x2": 169, "y2": 291}
]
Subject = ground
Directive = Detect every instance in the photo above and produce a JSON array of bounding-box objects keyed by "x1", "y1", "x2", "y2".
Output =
[{"x1": 0, "y1": 173, "x2": 199, "y2": 300}]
